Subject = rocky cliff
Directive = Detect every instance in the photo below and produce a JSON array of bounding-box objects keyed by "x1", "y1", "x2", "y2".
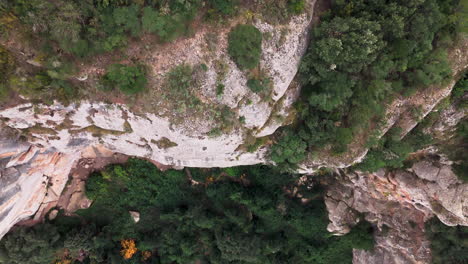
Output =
[
  {"x1": 0, "y1": 0, "x2": 318, "y2": 239},
  {"x1": 325, "y1": 159, "x2": 467, "y2": 264},
  {"x1": 0, "y1": 0, "x2": 467, "y2": 263}
]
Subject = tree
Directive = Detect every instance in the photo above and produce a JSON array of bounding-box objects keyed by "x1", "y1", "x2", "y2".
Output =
[
  {"x1": 247, "y1": 76, "x2": 271, "y2": 93},
  {"x1": 312, "y1": 17, "x2": 384, "y2": 74},
  {"x1": 120, "y1": 239, "x2": 138, "y2": 260},
  {"x1": 0, "y1": 224, "x2": 61, "y2": 264},
  {"x1": 426, "y1": 217, "x2": 468, "y2": 264},
  {"x1": 48, "y1": 2, "x2": 82, "y2": 51},
  {"x1": 1, "y1": 159, "x2": 375, "y2": 264},
  {"x1": 270, "y1": 130, "x2": 307, "y2": 171},
  {"x1": 112, "y1": 5, "x2": 141, "y2": 37},
  {"x1": 207, "y1": 0, "x2": 238, "y2": 15},
  {"x1": 228, "y1": 24, "x2": 262, "y2": 70},
  {"x1": 215, "y1": 229, "x2": 263, "y2": 263},
  {"x1": 166, "y1": 64, "x2": 193, "y2": 93},
  {"x1": 102, "y1": 64, "x2": 147, "y2": 95}
]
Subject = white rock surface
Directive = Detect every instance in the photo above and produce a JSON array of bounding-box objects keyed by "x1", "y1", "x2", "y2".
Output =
[
  {"x1": 0, "y1": 1, "x2": 318, "y2": 240},
  {"x1": 0, "y1": 145, "x2": 79, "y2": 239},
  {"x1": 325, "y1": 160, "x2": 467, "y2": 264}
]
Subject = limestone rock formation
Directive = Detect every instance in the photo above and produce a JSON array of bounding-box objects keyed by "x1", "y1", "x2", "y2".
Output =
[
  {"x1": 0, "y1": 142, "x2": 77, "y2": 239},
  {"x1": 0, "y1": 1, "x2": 318, "y2": 239},
  {"x1": 0, "y1": 1, "x2": 466, "y2": 263},
  {"x1": 325, "y1": 159, "x2": 467, "y2": 264}
]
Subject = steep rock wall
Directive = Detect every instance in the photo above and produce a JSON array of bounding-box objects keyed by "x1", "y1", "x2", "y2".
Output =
[{"x1": 0, "y1": 1, "x2": 318, "y2": 239}]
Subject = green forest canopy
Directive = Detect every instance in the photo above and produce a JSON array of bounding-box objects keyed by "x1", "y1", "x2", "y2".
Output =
[
  {"x1": 0, "y1": 159, "x2": 374, "y2": 264},
  {"x1": 270, "y1": 0, "x2": 465, "y2": 171}
]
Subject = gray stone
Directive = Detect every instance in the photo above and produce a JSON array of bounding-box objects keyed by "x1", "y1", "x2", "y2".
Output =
[{"x1": 412, "y1": 161, "x2": 439, "y2": 182}]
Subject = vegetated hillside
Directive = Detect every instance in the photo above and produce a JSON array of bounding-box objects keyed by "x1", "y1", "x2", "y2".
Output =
[
  {"x1": 270, "y1": 0, "x2": 468, "y2": 172},
  {"x1": 0, "y1": 0, "x2": 309, "y2": 132}
]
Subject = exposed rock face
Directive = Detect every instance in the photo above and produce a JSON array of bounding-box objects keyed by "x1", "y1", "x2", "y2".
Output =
[
  {"x1": 129, "y1": 211, "x2": 140, "y2": 223},
  {"x1": 0, "y1": 101, "x2": 267, "y2": 168},
  {"x1": 0, "y1": 142, "x2": 77, "y2": 239},
  {"x1": 0, "y1": 136, "x2": 132, "y2": 238},
  {"x1": 0, "y1": 4, "x2": 466, "y2": 264},
  {"x1": 426, "y1": 96, "x2": 468, "y2": 141},
  {"x1": 325, "y1": 159, "x2": 467, "y2": 264},
  {"x1": 0, "y1": 1, "x2": 318, "y2": 239}
]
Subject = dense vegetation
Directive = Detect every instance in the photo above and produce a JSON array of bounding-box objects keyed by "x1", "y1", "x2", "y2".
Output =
[
  {"x1": 0, "y1": 0, "x2": 206, "y2": 103},
  {"x1": 447, "y1": 73, "x2": 468, "y2": 181},
  {"x1": 355, "y1": 126, "x2": 433, "y2": 172},
  {"x1": 102, "y1": 64, "x2": 147, "y2": 95},
  {"x1": 0, "y1": 159, "x2": 374, "y2": 264},
  {"x1": 425, "y1": 217, "x2": 468, "y2": 264},
  {"x1": 0, "y1": 0, "x2": 302, "y2": 59},
  {"x1": 228, "y1": 24, "x2": 263, "y2": 70},
  {"x1": 271, "y1": 0, "x2": 465, "y2": 170},
  {"x1": 0, "y1": 0, "x2": 202, "y2": 57}
]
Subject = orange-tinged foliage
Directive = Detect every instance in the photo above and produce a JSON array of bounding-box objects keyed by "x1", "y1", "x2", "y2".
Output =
[
  {"x1": 206, "y1": 175, "x2": 215, "y2": 184},
  {"x1": 120, "y1": 239, "x2": 138, "y2": 260}
]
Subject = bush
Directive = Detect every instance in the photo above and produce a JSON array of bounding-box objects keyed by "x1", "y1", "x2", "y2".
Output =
[
  {"x1": 0, "y1": 46, "x2": 14, "y2": 102},
  {"x1": 247, "y1": 76, "x2": 271, "y2": 93},
  {"x1": 142, "y1": 7, "x2": 192, "y2": 42},
  {"x1": 287, "y1": 0, "x2": 306, "y2": 14},
  {"x1": 449, "y1": 119, "x2": 468, "y2": 182},
  {"x1": 228, "y1": 24, "x2": 262, "y2": 70},
  {"x1": 216, "y1": 83, "x2": 225, "y2": 96},
  {"x1": 102, "y1": 64, "x2": 147, "y2": 95},
  {"x1": 166, "y1": 64, "x2": 193, "y2": 93},
  {"x1": 356, "y1": 125, "x2": 434, "y2": 172},
  {"x1": 451, "y1": 73, "x2": 467, "y2": 101},
  {"x1": 270, "y1": 129, "x2": 308, "y2": 171},
  {"x1": 207, "y1": 0, "x2": 238, "y2": 15}
]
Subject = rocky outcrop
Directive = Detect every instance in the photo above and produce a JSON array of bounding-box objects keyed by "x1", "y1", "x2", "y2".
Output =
[
  {"x1": 0, "y1": 136, "x2": 133, "y2": 239},
  {"x1": 426, "y1": 96, "x2": 468, "y2": 141},
  {"x1": 325, "y1": 158, "x2": 467, "y2": 264},
  {"x1": 0, "y1": 1, "x2": 319, "y2": 239},
  {"x1": 0, "y1": 141, "x2": 77, "y2": 239}
]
